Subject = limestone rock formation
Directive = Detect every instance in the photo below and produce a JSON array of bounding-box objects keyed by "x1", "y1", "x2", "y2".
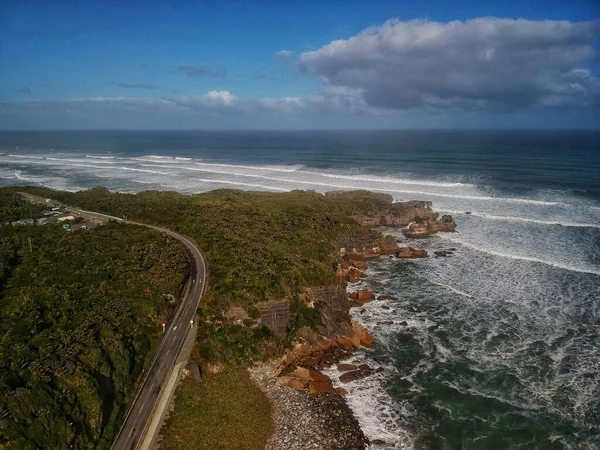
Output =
[{"x1": 403, "y1": 215, "x2": 457, "y2": 238}]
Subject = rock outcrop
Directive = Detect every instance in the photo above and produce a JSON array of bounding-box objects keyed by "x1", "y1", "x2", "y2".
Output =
[
  {"x1": 348, "y1": 290, "x2": 375, "y2": 307},
  {"x1": 352, "y1": 201, "x2": 438, "y2": 228},
  {"x1": 324, "y1": 190, "x2": 438, "y2": 227},
  {"x1": 339, "y1": 365, "x2": 384, "y2": 384},
  {"x1": 403, "y1": 215, "x2": 457, "y2": 238},
  {"x1": 396, "y1": 247, "x2": 428, "y2": 258},
  {"x1": 276, "y1": 284, "x2": 377, "y2": 395}
]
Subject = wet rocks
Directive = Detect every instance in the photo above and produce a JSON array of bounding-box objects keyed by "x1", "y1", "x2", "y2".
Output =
[
  {"x1": 347, "y1": 267, "x2": 364, "y2": 283},
  {"x1": 250, "y1": 362, "x2": 367, "y2": 450},
  {"x1": 396, "y1": 247, "x2": 428, "y2": 258},
  {"x1": 349, "y1": 290, "x2": 375, "y2": 306},
  {"x1": 339, "y1": 365, "x2": 384, "y2": 384}
]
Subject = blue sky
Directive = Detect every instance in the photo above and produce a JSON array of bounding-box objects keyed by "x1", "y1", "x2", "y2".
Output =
[{"x1": 0, "y1": 0, "x2": 598, "y2": 129}]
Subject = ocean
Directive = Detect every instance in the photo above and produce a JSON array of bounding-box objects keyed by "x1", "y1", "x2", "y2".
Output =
[{"x1": 1, "y1": 130, "x2": 599, "y2": 449}]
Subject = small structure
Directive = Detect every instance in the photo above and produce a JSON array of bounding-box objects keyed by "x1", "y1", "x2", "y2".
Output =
[
  {"x1": 256, "y1": 299, "x2": 290, "y2": 335},
  {"x1": 184, "y1": 361, "x2": 203, "y2": 381}
]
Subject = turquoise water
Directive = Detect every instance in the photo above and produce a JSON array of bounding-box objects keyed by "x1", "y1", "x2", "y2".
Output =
[{"x1": 1, "y1": 130, "x2": 599, "y2": 449}]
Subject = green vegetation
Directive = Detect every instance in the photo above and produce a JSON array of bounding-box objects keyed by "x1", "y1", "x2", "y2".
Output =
[
  {"x1": 159, "y1": 367, "x2": 273, "y2": 450},
  {"x1": 0, "y1": 210, "x2": 189, "y2": 449},
  {"x1": 3, "y1": 186, "x2": 388, "y2": 449},
  {"x1": 13, "y1": 187, "x2": 375, "y2": 362},
  {"x1": 0, "y1": 189, "x2": 44, "y2": 223}
]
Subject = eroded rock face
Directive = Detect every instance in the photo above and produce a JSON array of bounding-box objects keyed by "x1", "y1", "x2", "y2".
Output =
[
  {"x1": 396, "y1": 247, "x2": 428, "y2": 258},
  {"x1": 403, "y1": 216, "x2": 457, "y2": 238},
  {"x1": 352, "y1": 201, "x2": 438, "y2": 228}
]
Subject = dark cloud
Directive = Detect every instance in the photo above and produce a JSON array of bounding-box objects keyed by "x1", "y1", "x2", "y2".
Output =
[
  {"x1": 176, "y1": 65, "x2": 227, "y2": 78},
  {"x1": 299, "y1": 18, "x2": 600, "y2": 111},
  {"x1": 110, "y1": 82, "x2": 158, "y2": 90}
]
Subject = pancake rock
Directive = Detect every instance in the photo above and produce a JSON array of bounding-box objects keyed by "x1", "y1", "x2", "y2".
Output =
[
  {"x1": 325, "y1": 190, "x2": 438, "y2": 227},
  {"x1": 403, "y1": 215, "x2": 457, "y2": 238}
]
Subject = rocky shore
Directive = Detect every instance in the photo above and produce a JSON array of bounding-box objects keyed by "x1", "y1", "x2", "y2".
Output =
[
  {"x1": 249, "y1": 362, "x2": 366, "y2": 450},
  {"x1": 248, "y1": 193, "x2": 457, "y2": 448}
]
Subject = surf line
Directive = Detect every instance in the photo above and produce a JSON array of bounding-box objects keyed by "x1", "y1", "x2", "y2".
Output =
[{"x1": 439, "y1": 235, "x2": 600, "y2": 276}]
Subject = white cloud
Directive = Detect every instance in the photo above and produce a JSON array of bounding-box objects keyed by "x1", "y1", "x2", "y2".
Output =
[
  {"x1": 275, "y1": 49, "x2": 293, "y2": 59},
  {"x1": 202, "y1": 90, "x2": 237, "y2": 105},
  {"x1": 299, "y1": 18, "x2": 600, "y2": 110}
]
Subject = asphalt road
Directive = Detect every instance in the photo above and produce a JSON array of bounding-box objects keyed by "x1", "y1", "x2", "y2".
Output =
[{"x1": 71, "y1": 209, "x2": 208, "y2": 450}]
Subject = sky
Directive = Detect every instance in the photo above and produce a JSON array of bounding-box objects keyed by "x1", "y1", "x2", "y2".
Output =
[{"x1": 0, "y1": 0, "x2": 599, "y2": 129}]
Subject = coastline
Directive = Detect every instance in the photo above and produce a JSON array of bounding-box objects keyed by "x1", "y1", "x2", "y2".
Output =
[
  {"x1": 248, "y1": 218, "x2": 452, "y2": 449},
  {"x1": 249, "y1": 362, "x2": 366, "y2": 449}
]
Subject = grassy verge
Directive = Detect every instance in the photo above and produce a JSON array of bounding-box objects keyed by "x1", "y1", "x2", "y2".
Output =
[{"x1": 159, "y1": 365, "x2": 273, "y2": 450}]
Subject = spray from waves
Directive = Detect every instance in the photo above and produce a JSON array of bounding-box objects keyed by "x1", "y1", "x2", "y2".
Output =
[
  {"x1": 325, "y1": 358, "x2": 415, "y2": 450},
  {"x1": 438, "y1": 234, "x2": 600, "y2": 276},
  {"x1": 121, "y1": 162, "x2": 563, "y2": 206},
  {"x1": 12, "y1": 170, "x2": 80, "y2": 192},
  {"x1": 8, "y1": 154, "x2": 44, "y2": 159},
  {"x1": 315, "y1": 171, "x2": 474, "y2": 188},
  {"x1": 62, "y1": 163, "x2": 172, "y2": 176},
  {"x1": 2, "y1": 152, "x2": 598, "y2": 213},
  {"x1": 441, "y1": 210, "x2": 600, "y2": 229},
  {"x1": 46, "y1": 157, "x2": 117, "y2": 164},
  {"x1": 157, "y1": 158, "x2": 302, "y2": 173},
  {"x1": 192, "y1": 178, "x2": 288, "y2": 191}
]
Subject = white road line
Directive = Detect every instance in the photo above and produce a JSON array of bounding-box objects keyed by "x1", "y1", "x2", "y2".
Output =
[{"x1": 140, "y1": 404, "x2": 145, "y2": 413}]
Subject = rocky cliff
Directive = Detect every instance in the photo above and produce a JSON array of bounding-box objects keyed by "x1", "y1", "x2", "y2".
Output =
[{"x1": 325, "y1": 190, "x2": 438, "y2": 227}]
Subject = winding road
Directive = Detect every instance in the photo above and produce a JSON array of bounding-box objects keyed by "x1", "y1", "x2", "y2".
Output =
[{"x1": 71, "y1": 209, "x2": 208, "y2": 450}]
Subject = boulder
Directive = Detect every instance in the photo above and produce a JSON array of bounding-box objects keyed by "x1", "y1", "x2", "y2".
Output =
[
  {"x1": 349, "y1": 290, "x2": 375, "y2": 306},
  {"x1": 347, "y1": 267, "x2": 363, "y2": 283},
  {"x1": 379, "y1": 235, "x2": 400, "y2": 255},
  {"x1": 336, "y1": 387, "x2": 349, "y2": 397},
  {"x1": 337, "y1": 363, "x2": 359, "y2": 372},
  {"x1": 339, "y1": 366, "x2": 380, "y2": 383},
  {"x1": 336, "y1": 335, "x2": 358, "y2": 351},
  {"x1": 377, "y1": 295, "x2": 396, "y2": 301},
  {"x1": 411, "y1": 249, "x2": 428, "y2": 258},
  {"x1": 293, "y1": 366, "x2": 331, "y2": 382},
  {"x1": 309, "y1": 379, "x2": 336, "y2": 395},
  {"x1": 276, "y1": 376, "x2": 308, "y2": 391},
  {"x1": 352, "y1": 321, "x2": 375, "y2": 348},
  {"x1": 351, "y1": 260, "x2": 369, "y2": 270}
]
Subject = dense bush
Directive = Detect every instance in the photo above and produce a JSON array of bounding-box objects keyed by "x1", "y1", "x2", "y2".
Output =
[{"x1": 0, "y1": 218, "x2": 188, "y2": 449}]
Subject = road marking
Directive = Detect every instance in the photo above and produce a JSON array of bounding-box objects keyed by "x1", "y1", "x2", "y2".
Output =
[{"x1": 140, "y1": 404, "x2": 145, "y2": 413}]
